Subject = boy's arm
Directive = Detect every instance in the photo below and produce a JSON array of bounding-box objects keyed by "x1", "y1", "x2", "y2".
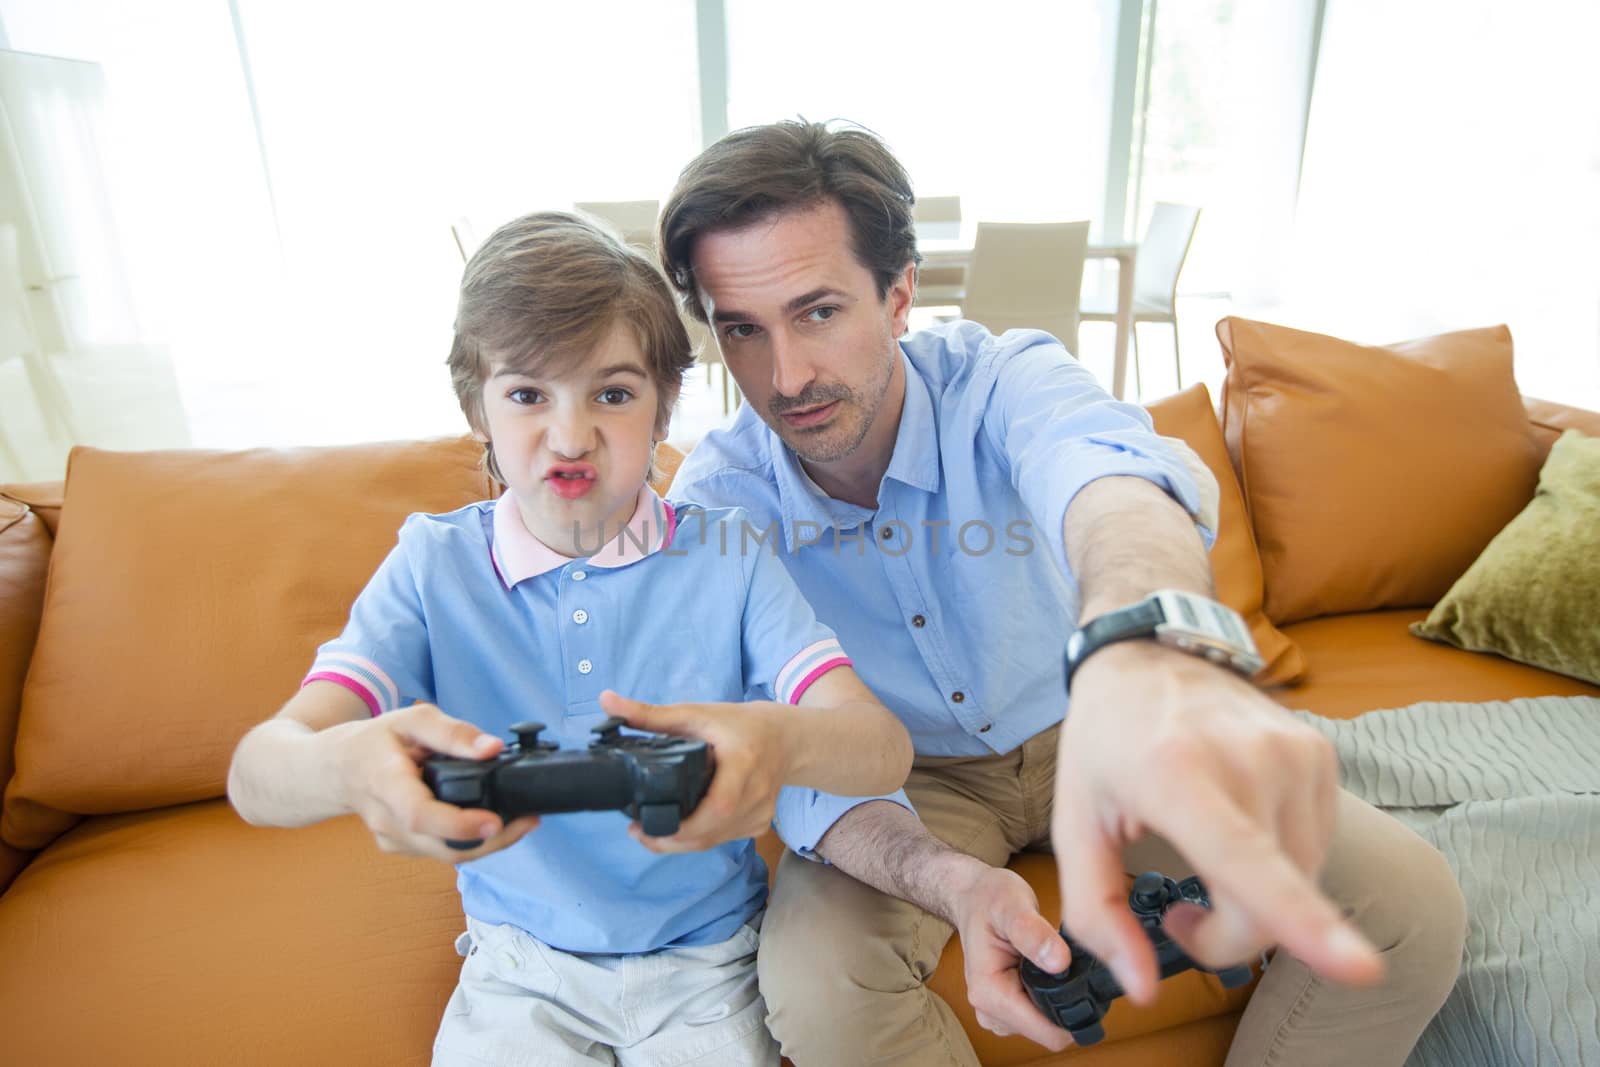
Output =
[
  {"x1": 599, "y1": 668, "x2": 913, "y2": 854},
  {"x1": 226, "y1": 681, "x2": 539, "y2": 862}
]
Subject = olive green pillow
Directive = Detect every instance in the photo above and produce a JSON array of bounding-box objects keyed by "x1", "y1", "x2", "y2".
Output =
[{"x1": 1411, "y1": 429, "x2": 1600, "y2": 684}]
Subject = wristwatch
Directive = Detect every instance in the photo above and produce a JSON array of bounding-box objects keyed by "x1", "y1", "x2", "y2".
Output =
[{"x1": 1064, "y1": 589, "x2": 1265, "y2": 693}]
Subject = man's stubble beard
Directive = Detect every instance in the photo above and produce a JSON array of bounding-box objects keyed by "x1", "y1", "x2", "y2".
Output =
[{"x1": 774, "y1": 335, "x2": 898, "y2": 465}]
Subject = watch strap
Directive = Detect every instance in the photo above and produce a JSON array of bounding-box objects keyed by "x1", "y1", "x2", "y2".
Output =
[
  {"x1": 1078, "y1": 597, "x2": 1165, "y2": 648},
  {"x1": 1065, "y1": 597, "x2": 1165, "y2": 691}
]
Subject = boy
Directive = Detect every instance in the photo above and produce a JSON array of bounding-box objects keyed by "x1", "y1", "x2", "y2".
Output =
[{"x1": 227, "y1": 211, "x2": 914, "y2": 1066}]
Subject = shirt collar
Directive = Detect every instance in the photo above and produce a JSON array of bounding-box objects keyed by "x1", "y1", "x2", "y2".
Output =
[
  {"x1": 769, "y1": 345, "x2": 942, "y2": 551},
  {"x1": 881, "y1": 345, "x2": 942, "y2": 495},
  {"x1": 491, "y1": 484, "x2": 676, "y2": 588}
]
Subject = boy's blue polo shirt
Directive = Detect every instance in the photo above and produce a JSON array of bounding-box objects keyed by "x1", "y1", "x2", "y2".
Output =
[
  {"x1": 305, "y1": 485, "x2": 905, "y2": 955},
  {"x1": 670, "y1": 321, "x2": 1213, "y2": 758}
]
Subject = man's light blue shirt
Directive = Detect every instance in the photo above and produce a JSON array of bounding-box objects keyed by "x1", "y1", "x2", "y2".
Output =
[
  {"x1": 305, "y1": 486, "x2": 901, "y2": 955},
  {"x1": 670, "y1": 321, "x2": 1212, "y2": 757}
]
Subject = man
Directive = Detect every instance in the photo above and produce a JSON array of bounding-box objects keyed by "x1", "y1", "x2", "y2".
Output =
[{"x1": 639, "y1": 120, "x2": 1465, "y2": 1066}]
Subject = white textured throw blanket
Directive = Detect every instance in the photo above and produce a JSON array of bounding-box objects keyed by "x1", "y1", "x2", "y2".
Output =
[{"x1": 1291, "y1": 697, "x2": 1600, "y2": 1067}]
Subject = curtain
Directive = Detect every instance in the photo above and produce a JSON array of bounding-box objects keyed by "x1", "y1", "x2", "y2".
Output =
[{"x1": 0, "y1": 47, "x2": 188, "y2": 482}]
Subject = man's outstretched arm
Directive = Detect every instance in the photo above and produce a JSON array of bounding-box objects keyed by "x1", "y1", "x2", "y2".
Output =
[{"x1": 1052, "y1": 475, "x2": 1384, "y2": 1005}]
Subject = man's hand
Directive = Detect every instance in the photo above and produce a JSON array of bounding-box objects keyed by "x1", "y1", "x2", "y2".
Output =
[
  {"x1": 328, "y1": 703, "x2": 540, "y2": 863},
  {"x1": 600, "y1": 689, "x2": 790, "y2": 853},
  {"x1": 950, "y1": 864, "x2": 1077, "y2": 1052},
  {"x1": 1051, "y1": 641, "x2": 1385, "y2": 1005}
]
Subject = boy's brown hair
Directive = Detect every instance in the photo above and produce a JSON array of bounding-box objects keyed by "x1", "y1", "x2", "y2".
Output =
[
  {"x1": 448, "y1": 211, "x2": 693, "y2": 482},
  {"x1": 658, "y1": 119, "x2": 921, "y2": 323}
]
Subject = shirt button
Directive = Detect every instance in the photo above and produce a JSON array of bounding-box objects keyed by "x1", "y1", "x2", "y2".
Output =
[
  {"x1": 952, "y1": 691, "x2": 965, "y2": 703},
  {"x1": 571, "y1": 570, "x2": 587, "y2": 581},
  {"x1": 979, "y1": 723, "x2": 992, "y2": 733},
  {"x1": 880, "y1": 527, "x2": 894, "y2": 540},
  {"x1": 577, "y1": 659, "x2": 593, "y2": 675},
  {"x1": 911, "y1": 614, "x2": 926, "y2": 628},
  {"x1": 572, "y1": 609, "x2": 589, "y2": 625}
]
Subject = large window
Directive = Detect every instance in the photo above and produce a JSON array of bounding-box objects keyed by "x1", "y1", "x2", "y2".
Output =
[
  {"x1": 4, "y1": 0, "x2": 1596, "y2": 469},
  {"x1": 726, "y1": 0, "x2": 1118, "y2": 227},
  {"x1": 3, "y1": 0, "x2": 702, "y2": 451},
  {"x1": 231, "y1": 0, "x2": 703, "y2": 444},
  {"x1": 1123, "y1": 0, "x2": 1318, "y2": 300}
]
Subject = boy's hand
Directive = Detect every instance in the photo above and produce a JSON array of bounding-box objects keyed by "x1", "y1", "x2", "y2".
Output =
[
  {"x1": 599, "y1": 690, "x2": 789, "y2": 853},
  {"x1": 330, "y1": 703, "x2": 541, "y2": 863}
]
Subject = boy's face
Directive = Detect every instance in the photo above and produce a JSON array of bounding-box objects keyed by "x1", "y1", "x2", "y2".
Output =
[
  {"x1": 691, "y1": 198, "x2": 913, "y2": 468},
  {"x1": 479, "y1": 320, "x2": 669, "y2": 554}
]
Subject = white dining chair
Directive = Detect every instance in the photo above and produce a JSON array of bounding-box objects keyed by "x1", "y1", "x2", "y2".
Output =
[
  {"x1": 573, "y1": 199, "x2": 739, "y2": 415},
  {"x1": 912, "y1": 195, "x2": 965, "y2": 308},
  {"x1": 961, "y1": 220, "x2": 1092, "y2": 354},
  {"x1": 1080, "y1": 202, "x2": 1201, "y2": 391},
  {"x1": 573, "y1": 200, "x2": 661, "y2": 252}
]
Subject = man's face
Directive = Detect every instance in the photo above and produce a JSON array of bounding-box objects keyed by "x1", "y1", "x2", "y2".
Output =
[{"x1": 691, "y1": 200, "x2": 913, "y2": 465}]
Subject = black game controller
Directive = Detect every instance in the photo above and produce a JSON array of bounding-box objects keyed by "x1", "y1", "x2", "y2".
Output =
[
  {"x1": 1018, "y1": 872, "x2": 1254, "y2": 1046},
  {"x1": 422, "y1": 716, "x2": 713, "y2": 849}
]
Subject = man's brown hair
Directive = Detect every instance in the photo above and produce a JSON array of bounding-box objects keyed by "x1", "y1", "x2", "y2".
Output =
[
  {"x1": 658, "y1": 120, "x2": 922, "y2": 323},
  {"x1": 448, "y1": 211, "x2": 693, "y2": 481}
]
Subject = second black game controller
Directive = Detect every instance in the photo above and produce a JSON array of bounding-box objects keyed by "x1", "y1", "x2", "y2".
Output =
[
  {"x1": 1018, "y1": 871, "x2": 1254, "y2": 1046},
  {"x1": 422, "y1": 716, "x2": 713, "y2": 848}
]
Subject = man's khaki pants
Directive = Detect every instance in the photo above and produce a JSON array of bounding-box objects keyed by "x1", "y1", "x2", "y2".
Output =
[{"x1": 758, "y1": 724, "x2": 1467, "y2": 1066}]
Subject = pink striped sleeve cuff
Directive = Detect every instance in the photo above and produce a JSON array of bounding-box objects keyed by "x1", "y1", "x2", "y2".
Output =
[
  {"x1": 302, "y1": 652, "x2": 401, "y2": 718},
  {"x1": 775, "y1": 639, "x2": 852, "y2": 705}
]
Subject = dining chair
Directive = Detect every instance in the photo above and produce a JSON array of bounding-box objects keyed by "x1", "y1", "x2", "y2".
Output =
[
  {"x1": 960, "y1": 220, "x2": 1092, "y2": 354},
  {"x1": 572, "y1": 199, "x2": 739, "y2": 415},
  {"x1": 912, "y1": 195, "x2": 965, "y2": 308},
  {"x1": 450, "y1": 216, "x2": 479, "y2": 263},
  {"x1": 573, "y1": 199, "x2": 661, "y2": 252},
  {"x1": 1080, "y1": 201, "x2": 1201, "y2": 392}
]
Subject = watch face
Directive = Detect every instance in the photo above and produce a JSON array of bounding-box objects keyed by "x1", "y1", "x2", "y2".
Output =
[{"x1": 1151, "y1": 590, "x2": 1264, "y2": 676}]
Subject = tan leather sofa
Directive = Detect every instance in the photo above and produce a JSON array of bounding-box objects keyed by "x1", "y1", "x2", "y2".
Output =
[{"x1": 2, "y1": 365, "x2": 1597, "y2": 1066}]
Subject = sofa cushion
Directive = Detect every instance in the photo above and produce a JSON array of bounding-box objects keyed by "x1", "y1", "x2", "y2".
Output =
[
  {"x1": 0, "y1": 802, "x2": 1241, "y2": 1067},
  {"x1": 1215, "y1": 318, "x2": 1541, "y2": 625},
  {"x1": 1411, "y1": 430, "x2": 1600, "y2": 685},
  {"x1": 0, "y1": 800, "x2": 463, "y2": 1066},
  {"x1": 1276, "y1": 609, "x2": 1600, "y2": 721},
  {"x1": 1146, "y1": 385, "x2": 1306, "y2": 686},
  {"x1": 5, "y1": 438, "x2": 493, "y2": 846},
  {"x1": 0, "y1": 799, "x2": 1246, "y2": 1067}
]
